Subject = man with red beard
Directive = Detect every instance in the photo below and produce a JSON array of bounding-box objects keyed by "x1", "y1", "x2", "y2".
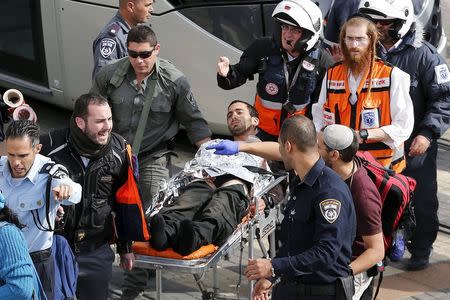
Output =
[{"x1": 312, "y1": 16, "x2": 414, "y2": 173}]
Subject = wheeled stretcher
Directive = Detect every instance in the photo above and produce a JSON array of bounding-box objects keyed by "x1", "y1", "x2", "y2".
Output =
[{"x1": 133, "y1": 173, "x2": 288, "y2": 300}]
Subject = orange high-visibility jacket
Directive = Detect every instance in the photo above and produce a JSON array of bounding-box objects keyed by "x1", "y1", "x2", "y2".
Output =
[{"x1": 322, "y1": 60, "x2": 405, "y2": 172}]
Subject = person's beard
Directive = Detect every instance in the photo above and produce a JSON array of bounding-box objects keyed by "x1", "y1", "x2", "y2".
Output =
[
  {"x1": 343, "y1": 45, "x2": 372, "y2": 74},
  {"x1": 229, "y1": 123, "x2": 250, "y2": 137}
]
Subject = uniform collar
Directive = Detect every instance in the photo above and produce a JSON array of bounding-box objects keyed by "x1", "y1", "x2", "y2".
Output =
[
  {"x1": 0, "y1": 154, "x2": 45, "y2": 185},
  {"x1": 298, "y1": 157, "x2": 325, "y2": 187},
  {"x1": 115, "y1": 12, "x2": 131, "y2": 33},
  {"x1": 127, "y1": 57, "x2": 160, "y2": 83}
]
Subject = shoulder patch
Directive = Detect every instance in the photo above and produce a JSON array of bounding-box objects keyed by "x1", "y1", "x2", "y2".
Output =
[
  {"x1": 319, "y1": 199, "x2": 341, "y2": 223},
  {"x1": 100, "y1": 38, "x2": 117, "y2": 58},
  {"x1": 108, "y1": 23, "x2": 121, "y2": 37},
  {"x1": 435, "y1": 64, "x2": 450, "y2": 84}
]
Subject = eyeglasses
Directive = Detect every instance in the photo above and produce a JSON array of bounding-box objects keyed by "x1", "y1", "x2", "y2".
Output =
[
  {"x1": 128, "y1": 49, "x2": 155, "y2": 59},
  {"x1": 280, "y1": 24, "x2": 303, "y2": 35},
  {"x1": 344, "y1": 36, "x2": 369, "y2": 45},
  {"x1": 373, "y1": 19, "x2": 395, "y2": 26}
]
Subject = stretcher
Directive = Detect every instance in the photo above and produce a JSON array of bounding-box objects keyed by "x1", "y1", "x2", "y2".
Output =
[{"x1": 133, "y1": 173, "x2": 288, "y2": 300}]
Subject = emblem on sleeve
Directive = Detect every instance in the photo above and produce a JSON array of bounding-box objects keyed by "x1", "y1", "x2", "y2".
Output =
[
  {"x1": 435, "y1": 64, "x2": 450, "y2": 84},
  {"x1": 100, "y1": 38, "x2": 117, "y2": 58},
  {"x1": 319, "y1": 199, "x2": 341, "y2": 223},
  {"x1": 265, "y1": 83, "x2": 279, "y2": 95}
]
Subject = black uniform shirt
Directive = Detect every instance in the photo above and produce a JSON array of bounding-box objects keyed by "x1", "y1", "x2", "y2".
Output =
[{"x1": 272, "y1": 158, "x2": 356, "y2": 284}]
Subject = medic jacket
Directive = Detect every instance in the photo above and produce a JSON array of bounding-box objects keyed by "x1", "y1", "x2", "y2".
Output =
[
  {"x1": 378, "y1": 24, "x2": 450, "y2": 143},
  {"x1": 217, "y1": 37, "x2": 333, "y2": 137},
  {"x1": 40, "y1": 129, "x2": 130, "y2": 254}
]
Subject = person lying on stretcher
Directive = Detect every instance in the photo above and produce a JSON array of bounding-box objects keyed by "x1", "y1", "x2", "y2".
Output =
[{"x1": 147, "y1": 100, "x2": 282, "y2": 256}]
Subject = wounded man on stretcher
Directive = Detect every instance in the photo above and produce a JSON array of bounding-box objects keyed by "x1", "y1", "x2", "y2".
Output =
[{"x1": 146, "y1": 138, "x2": 281, "y2": 256}]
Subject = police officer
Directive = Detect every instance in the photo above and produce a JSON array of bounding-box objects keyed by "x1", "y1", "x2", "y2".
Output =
[
  {"x1": 0, "y1": 120, "x2": 82, "y2": 300},
  {"x1": 209, "y1": 116, "x2": 356, "y2": 299},
  {"x1": 91, "y1": 25, "x2": 211, "y2": 299},
  {"x1": 92, "y1": 0, "x2": 154, "y2": 78},
  {"x1": 358, "y1": 0, "x2": 450, "y2": 271},
  {"x1": 217, "y1": 0, "x2": 334, "y2": 142}
]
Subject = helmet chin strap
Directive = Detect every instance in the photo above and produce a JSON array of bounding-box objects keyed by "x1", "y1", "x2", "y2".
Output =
[
  {"x1": 388, "y1": 19, "x2": 406, "y2": 40},
  {"x1": 293, "y1": 31, "x2": 313, "y2": 53}
]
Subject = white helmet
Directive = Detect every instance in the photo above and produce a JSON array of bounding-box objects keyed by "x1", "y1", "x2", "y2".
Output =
[
  {"x1": 272, "y1": 0, "x2": 323, "y2": 52},
  {"x1": 358, "y1": 0, "x2": 414, "y2": 39}
]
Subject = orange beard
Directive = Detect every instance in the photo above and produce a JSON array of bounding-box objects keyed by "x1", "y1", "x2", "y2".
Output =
[{"x1": 343, "y1": 45, "x2": 372, "y2": 75}]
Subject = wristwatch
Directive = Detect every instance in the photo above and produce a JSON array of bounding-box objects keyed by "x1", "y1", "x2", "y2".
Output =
[{"x1": 359, "y1": 129, "x2": 369, "y2": 141}]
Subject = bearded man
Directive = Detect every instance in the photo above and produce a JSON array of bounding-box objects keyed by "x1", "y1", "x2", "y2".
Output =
[
  {"x1": 148, "y1": 100, "x2": 265, "y2": 256},
  {"x1": 40, "y1": 93, "x2": 135, "y2": 300},
  {"x1": 312, "y1": 16, "x2": 413, "y2": 173}
]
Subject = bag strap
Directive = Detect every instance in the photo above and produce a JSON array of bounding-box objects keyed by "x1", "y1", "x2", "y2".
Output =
[
  {"x1": 33, "y1": 163, "x2": 70, "y2": 232},
  {"x1": 373, "y1": 271, "x2": 383, "y2": 299},
  {"x1": 132, "y1": 74, "x2": 158, "y2": 153}
]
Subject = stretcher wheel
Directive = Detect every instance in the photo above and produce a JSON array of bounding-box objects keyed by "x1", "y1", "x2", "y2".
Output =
[{"x1": 201, "y1": 291, "x2": 215, "y2": 300}]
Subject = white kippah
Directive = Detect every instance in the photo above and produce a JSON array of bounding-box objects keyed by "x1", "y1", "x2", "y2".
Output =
[{"x1": 323, "y1": 124, "x2": 354, "y2": 151}]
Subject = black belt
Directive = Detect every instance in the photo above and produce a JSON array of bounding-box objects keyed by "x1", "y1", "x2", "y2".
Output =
[
  {"x1": 73, "y1": 239, "x2": 107, "y2": 254},
  {"x1": 30, "y1": 248, "x2": 52, "y2": 263},
  {"x1": 280, "y1": 278, "x2": 336, "y2": 296}
]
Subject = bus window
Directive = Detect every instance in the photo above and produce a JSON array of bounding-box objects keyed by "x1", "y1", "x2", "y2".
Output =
[
  {"x1": 167, "y1": 1, "x2": 268, "y2": 50},
  {"x1": 0, "y1": 0, "x2": 47, "y2": 86}
]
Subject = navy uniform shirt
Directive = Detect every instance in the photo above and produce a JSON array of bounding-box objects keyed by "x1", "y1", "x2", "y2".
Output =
[
  {"x1": 271, "y1": 158, "x2": 356, "y2": 284},
  {"x1": 92, "y1": 12, "x2": 130, "y2": 78}
]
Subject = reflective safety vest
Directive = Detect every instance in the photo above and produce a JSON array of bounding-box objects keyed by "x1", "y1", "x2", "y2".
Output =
[
  {"x1": 255, "y1": 49, "x2": 321, "y2": 137},
  {"x1": 322, "y1": 60, "x2": 405, "y2": 172}
]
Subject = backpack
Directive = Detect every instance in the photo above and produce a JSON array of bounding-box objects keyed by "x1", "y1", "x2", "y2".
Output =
[
  {"x1": 354, "y1": 151, "x2": 417, "y2": 253},
  {"x1": 354, "y1": 151, "x2": 416, "y2": 299},
  {"x1": 51, "y1": 235, "x2": 78, "y2": 300}
]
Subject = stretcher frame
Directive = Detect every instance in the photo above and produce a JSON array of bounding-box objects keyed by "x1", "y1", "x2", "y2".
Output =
[{"x1": 134, "y1": 174, "x2": 288, "y2": 300}]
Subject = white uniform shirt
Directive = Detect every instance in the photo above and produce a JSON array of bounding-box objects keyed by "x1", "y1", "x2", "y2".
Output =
[{"x1": 0, "y1": 154, "x2": 82, "y2": 252}]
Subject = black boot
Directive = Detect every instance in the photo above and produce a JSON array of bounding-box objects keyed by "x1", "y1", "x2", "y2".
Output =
[
  {"x1": 149, "y1": 213, "x2": 169, "y2": 250},
  {"x1": 173, "y1": 219, "x2": 204, "y2": 256}
]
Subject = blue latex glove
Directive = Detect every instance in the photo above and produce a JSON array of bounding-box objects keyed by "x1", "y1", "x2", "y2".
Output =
[{"x1": 205, "y1": 140, "x2": 239, "y2": 155}]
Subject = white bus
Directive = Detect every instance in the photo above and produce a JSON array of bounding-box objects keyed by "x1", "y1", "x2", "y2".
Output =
[{"x1": 0, "y1": 0, "x2": 446, "y2": 133}]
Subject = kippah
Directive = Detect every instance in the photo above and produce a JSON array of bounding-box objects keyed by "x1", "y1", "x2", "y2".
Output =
[{"x1": 323, "y1": 124, "x2": 354, "y2": 151}]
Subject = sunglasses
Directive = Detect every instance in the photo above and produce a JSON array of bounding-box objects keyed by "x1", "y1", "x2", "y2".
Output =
[
  {"x1": 373, "y1": 19, "x2": 395, "y2": 26},
  {"x1": 128, "y1": 49, "x2": 155, "y2": 59}
]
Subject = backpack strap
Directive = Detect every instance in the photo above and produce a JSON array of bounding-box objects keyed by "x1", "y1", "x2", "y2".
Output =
[{"x1": 33, "y1": 163, "x2": 70, "y2": 232}]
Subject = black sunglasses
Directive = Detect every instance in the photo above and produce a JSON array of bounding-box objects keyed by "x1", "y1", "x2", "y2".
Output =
[
  {"x1": 128, "y1": 49, "x2": 155, "y2": 59},
  {"x1": 373, "y1": 19, "x2": 395, "y2": 26}
]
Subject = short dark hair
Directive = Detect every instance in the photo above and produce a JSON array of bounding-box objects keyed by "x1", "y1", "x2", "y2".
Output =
[
  {"x1": 127, "y1": 25, "x2": 157, "y2": 46},
  {"x1": 228, "y1": 100, "x2": 259, "y2": 119},
  {"x1": 321, "y1": 127, "x2": 359, "y2": 163},
  {"x1": 5, "y1": 120, "x2": 40, "y2": 147},
  {"x1": 279, "y1": 115, "x2": 317, "y2": 152},
  {"x1": 0, "y1": 206, "x2": 25, "y2": 229},
  {"x1": 73, "y1": 93, "x2": 109, "y2": 119}
]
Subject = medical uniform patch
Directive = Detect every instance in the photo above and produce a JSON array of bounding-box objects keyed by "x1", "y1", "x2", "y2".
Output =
[
  {"x1": 319, "y1": 199, "x2": 341, "y2": 223},
  {"x1": 302, "y1": 60, "x2": 315, "y2": 71},
  {"x1": 360, "y1": 108, "x2": 379, "y2": 129},
  {"x1": 100, "y1": 38, "x2": 116, "y2": 58},
  {"x1": 435, "y1": 64, "x2": 450, "y2": 84},
  {"x1": 265, "y1": 83, "x2": 279, "y2": 95}
]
